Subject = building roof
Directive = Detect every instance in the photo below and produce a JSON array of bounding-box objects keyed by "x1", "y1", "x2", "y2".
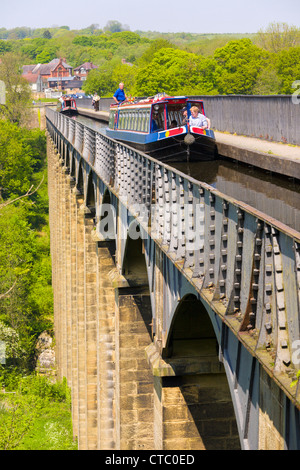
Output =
[
  {"x1": 73, "y1": 62, "x2": 98, "y2": 71},
  {"x1": 22, "y1": 58, "x2": 73, "y2": 77},
  {"x1": 22, "y1": 72, "x2": 40, "y2": 83}
]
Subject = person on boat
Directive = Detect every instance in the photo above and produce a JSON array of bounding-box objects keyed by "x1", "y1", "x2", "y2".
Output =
[
  {"x1": 151, "y1": 113, "x2": 159, "y2": 132},
  {"x1": 189, "y1": 106, "x2": 208, "y2": 129},
  {"x1": 113, "y1": 82, "x2": 127, "y2": 104},
  {"x1": 181, "y1": 107, "x2": 188, "y2": 125}
]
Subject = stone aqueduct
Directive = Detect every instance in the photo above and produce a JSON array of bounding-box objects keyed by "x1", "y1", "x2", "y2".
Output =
[{"x1": 46, "y1": 107, "x2": 300, "y2": 450}]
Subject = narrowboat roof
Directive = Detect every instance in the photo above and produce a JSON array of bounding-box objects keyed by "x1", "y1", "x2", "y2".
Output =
[{"x1": 110, "y1": 95, "x2": 204, "y2": 109}]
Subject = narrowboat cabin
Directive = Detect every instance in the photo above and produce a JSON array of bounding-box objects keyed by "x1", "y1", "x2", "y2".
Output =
[
  {"x1": 57, "y1": 96, "x2": 78, "y2": 116},
  {"x1": 106, "y1": 94, "x2": 217, "y2": 162}
]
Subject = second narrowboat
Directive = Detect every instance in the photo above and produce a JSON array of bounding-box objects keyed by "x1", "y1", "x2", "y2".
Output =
[{"x1": 57, "y1": 96, "x2": 78, "y2": 116}]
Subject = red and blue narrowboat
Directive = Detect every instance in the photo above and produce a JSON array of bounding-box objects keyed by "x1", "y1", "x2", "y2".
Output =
[
  {"x1": 106, "y1": 94, "x2": 217, "y2": 162},
  {"x1": 57, "y1": 96, "x2": 78, "y2": 116}
]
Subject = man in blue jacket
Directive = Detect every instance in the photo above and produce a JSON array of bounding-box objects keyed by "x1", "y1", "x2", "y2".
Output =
[{"x1": 113, "y1": 82, "x2": 127, "y2": 104}]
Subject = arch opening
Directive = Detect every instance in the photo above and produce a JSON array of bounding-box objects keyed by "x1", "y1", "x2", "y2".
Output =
[
  {"x1": 160, "y1": 293, "x2": 241, "y2": 450},
  {"x1": 98, "y1": 190, "x2": 116, "y2": 256},
  {"x1": 77, "y1": 162, "x2": 84, "y2": 195},
  {"x1": 163, "y1": 293, "x2": 218, "y2": 359},
  {"x1": 122, "y1": 228, "x2": 148, "y2": 286},
  {"x1": 86, "y1": 171, "x2": 96, "y2": 215}
]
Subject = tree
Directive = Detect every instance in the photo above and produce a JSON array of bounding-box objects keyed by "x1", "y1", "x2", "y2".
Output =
[
  {"x1": 0, "y1": 53, "x2": 31, "y2": 126},
  {"x1": 0, "y1": 392, "x2": 39, "y2": 450},
  {"x1": 137, "y1": 39, "x2": 175, "y2": 67},
  {"x1": 256, "y1": 22, "x2": 300, "y2": 53},
  {"x1": 82, "y1": 65, "x2": 117, "y2": 96},
  {"x1": 43, "y1": 30, "x2": 52, "y2": 39},
  {"x1": 213, "y1": 39, "x2": 271, "y2": 95},
  {"x1": 0, "y1": 120, "x2": 35, "y2": 198},
  {"x1": 0, "y1": 40, "x2": 12, "y2": 54},
  {"x1": 103, "y1": 20, "x2": 128, "y2": 33},
  {"x1": 276, "y1": 46, "x2": 300, "y2": 93},
  {"x1": 134, "y1": 48, "x2": 217, "y2": 96}
]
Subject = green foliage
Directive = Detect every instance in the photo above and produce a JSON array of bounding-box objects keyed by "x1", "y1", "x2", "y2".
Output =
[
  {"x1": 0, "y1": 40, "x2": 12, "y2": 54},
  {"x1": 276, "y1": 46, "x2": 300, "y2": 93},
  {"x1": 255, "y1": 22, "x2": 300, "y2": 53},
  {"x1": 3, "y1": 24, "x2": 299, "y2": 97},
  {"x1": 21, "y1": 38, "x2": 58, "y2": 62},
  {"x1": 0, "y1": 372, "x2": 76, "y2": 450},
  {"x1": 291, "y1": 370, "x2": 300, "y2": 388},
  {"x1": 213, "y1": 38, "x2": 271, "y2": 95},
  {"x1": 0, "y1": 391, "x2": 40, "y2": 450},
  {"x1": 82, "y1": 64, "x2": 118, "y2": 96},
  {"x1": 0, "y1": 120, "x2": 52, "y2": 367},
  {"x1": 134, "y1": 48, "x2": 217, "y2": 96},
  {"x1": 0, "y1": 53, "x2": 32, "y2": 125},
  {"x1": 0, "y1": 121, "x2": 36, "y2": 198},
  {"x1": 137, "y1": 38, "x2": 175, "y2": 67}
]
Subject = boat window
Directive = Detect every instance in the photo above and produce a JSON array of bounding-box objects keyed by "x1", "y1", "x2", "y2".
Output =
[
  {"x1": 137, "y1": 110, "x2": 143, "y2": 131},
  {"x1": 151, "y1": 104, "x2": 165, "y2": 133},
  {"x1": 130, "y1": 111, "x2": 134, "y2": 130},
  {"x1": 129, "y1": 111, "x2": 133, "y2": 130},
  {"x1": 109, "y1": 110, "x2": 115, "y2": 128},
  {"x1": 142, "y1": 110, "x2": 149, "y2": 132},
  {"x1": 167, "y1": 103, "x2": 186, "y2": 128},
  {"x1": 133, "y1": 111, "x2": 138, "y2": 131},
  {"x1": 144, "y1": 109, "x2": 150, "y2": 132},
  {"x1": 120, "y1": 111, "x2": 125, "y2": 129},
  {"x1": 127, "y1": 112, "x2": 131, "y2": 130},
  {"x1": 188, "y1": 101, "x2": 205, "y2": 115}
]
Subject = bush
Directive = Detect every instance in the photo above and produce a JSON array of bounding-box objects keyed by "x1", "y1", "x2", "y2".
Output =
[{"x1": 0, "y1": 372, "x2": 75, "y2": 450}]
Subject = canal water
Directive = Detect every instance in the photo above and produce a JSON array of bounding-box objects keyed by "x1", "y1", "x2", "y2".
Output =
[{"x1": 75, "y1": 114, "x2": 300, "y2": 234}]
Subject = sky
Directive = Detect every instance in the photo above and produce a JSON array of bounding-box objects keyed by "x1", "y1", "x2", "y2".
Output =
[{"x1": 0, "y1": 0, "x2": 300, "y2": 34}]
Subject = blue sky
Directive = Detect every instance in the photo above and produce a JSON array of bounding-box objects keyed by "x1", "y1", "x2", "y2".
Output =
[{"x1": 1, "y1": 0, "x2": 300, "y2": 33}]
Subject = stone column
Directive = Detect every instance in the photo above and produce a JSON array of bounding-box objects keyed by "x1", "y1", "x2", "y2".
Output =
[
  {"x1": 76, "y1": 197, "x2": 87, "y2": 449},
  {"x1": 64, "y1": 170, "x2": 72, "y2": 385},
  {"x1": 70, "y1": 183, "x2": 79, "y2": 441},
  {"x1": 96, "y1": 240, "x2": 117, "y2": 450},
  {"x1": 83, "y1": 215, "x2": 98, "y2": 450},
  {"x1": 111, "y1": 273, "x2": 154, "y2": 450}
]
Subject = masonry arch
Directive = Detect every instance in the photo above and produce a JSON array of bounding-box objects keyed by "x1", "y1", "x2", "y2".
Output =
[
  {"x1": 70, "y1": 153, "x2": 76, "y2": 179},
  {"x1": 163, "y1": 293, "x2": 218, "y2": 359},
  {"x1": 122, "y1": 225, "x2": 148, "y2": 287},
  {"x1": 86, "y1": 170, "x2": 96, "y2": 215},
  {"x1": 76, "y1": 159, "x2": 84, "y2": 195},
  {"x1": 160, "y1": 292, "x2": 241, "y2": 450},
  {"x1": 115, "y1": 222, "x2": 154, "y2": 449},
  {"x1": 97, "y1": 189, "x2": 117, "y2": 252},
  {"x1": 65, "y1": 144, "x2": 70, "y2": 169}
]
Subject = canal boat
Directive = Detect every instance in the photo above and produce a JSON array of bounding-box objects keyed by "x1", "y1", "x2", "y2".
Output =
[
  {"x1": 57, "y1": 96, "x2": 78, "y2": 116},
  {"x1": 106, "y1": 94, "x2": 217, "y2": 162}
]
